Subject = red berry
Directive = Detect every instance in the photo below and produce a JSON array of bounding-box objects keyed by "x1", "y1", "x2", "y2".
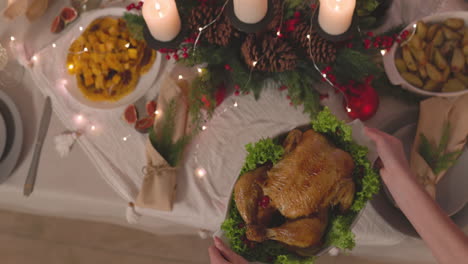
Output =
[
  {"x1": 286, "y1": 95, "x2": 291, "y2": 100},
  {"x1": 324, "y1": 66, "x2": 332, "y2": 73},
  {"x1": 279, "y1": 85, "x2": 288, "y2": 91},
  {"x1": 165, "y1": 54, "x2": 171, "y2": 60},
  {"x1": 126, "y1": 6, "x2": 132, "y2": 11},
  {"x1": 319, "y1": 93, "x2": 329, "y2": 100},
  {"x1": 234, "y1": 84, "x2": 240, "y2": 90},
  {"x1": 289, "y1": 102, "x2": 294, "y2": 106},
  {"x1": 294, "y1": 11, "x2": 301, "y2": 18},
  {"x1": 311, "y1": 3, "x2": 317, "y2": 9},
  {"x1": 346, "y1": 42, "x2": 353, "y2": 48},
  {"x1": 234, "y1": 91, "x2": 240, "y2": 96},
  {"x1": 224, "y1": 64, "x2": 232, "y2": 71},
  {"x1": 182, "y1": 52, "x2": 189, "y2": 58},
  {"x1": 138, "y1": 1, "x2": 143, "y2": 6},
  {"x1": 258, "y1": 196, "x2": 270, "y2": 208},
  {"x1": 173, "y1": 54, "x2": 179, "y2": 60},
  {"x1": 366, "y1": 32, "x2": 374, "y2": 37},
  {"x1": 373, "y1": 41, "x2": 380, "y2": 48}
]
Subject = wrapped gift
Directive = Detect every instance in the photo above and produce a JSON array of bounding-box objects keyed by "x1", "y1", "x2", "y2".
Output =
[
  {"x1": 410, "y1": 94, "x2": 468, "y2": 199},
  {"x1": 135, "y1": 75, "x2": 190, "y2": 211}
]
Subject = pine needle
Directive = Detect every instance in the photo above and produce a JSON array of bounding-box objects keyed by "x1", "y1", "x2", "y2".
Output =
[
  {"x1": 149, "y1": 99, "x2": 191, "y2": 167},
  {"x1": 418, "y1": 122, "x2": 462, "y2": 175}
]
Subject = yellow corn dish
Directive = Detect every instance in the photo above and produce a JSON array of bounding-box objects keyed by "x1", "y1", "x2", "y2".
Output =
[{"x1": 67, "y1": 17, "x2": 157, "y2": 102}]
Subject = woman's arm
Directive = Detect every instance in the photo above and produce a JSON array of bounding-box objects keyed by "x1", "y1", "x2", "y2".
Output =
[{"x1": 365, "y1": 127, "x2": 468, "y2": 264}]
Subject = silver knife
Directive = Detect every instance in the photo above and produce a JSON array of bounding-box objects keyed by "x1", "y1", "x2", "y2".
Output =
[{"x1": 24, "y1": 97, "x2": 52, "y2": 196}]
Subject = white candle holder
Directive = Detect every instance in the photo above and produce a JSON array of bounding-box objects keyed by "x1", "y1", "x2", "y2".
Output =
[
  {"x1": 313, "y1": 8, "x2": 357, "y2": 42},
  {"x1": 226, "y1": 0, "x2": 275, "y2": 33}
]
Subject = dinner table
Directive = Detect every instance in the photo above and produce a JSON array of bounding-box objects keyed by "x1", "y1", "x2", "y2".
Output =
[{"x1": 0, "y1": 0, "x2": 467, "y2": 263}]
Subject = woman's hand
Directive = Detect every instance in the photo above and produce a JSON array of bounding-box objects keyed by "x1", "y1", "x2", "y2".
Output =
[
  {"x1": 364, "y1": 127, "x2": 412, "y2": 182},
  {"x1": 209, "y1": 237, "x2": 248, "y2": 264}
]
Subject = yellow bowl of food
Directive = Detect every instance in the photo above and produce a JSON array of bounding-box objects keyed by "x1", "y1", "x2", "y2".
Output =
[{"x1": 383, "y1": 11, "x2": 468, "y2": 97}]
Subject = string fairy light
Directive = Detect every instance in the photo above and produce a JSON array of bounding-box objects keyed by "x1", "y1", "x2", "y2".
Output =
[
  {"x1": 306, "y1": 1, "x2": 355, "y2": 110},
  {"x1": 192, "y1": 99, "x2": 241, "y2": 177},
  {"x1": 193, "y1": 0, "x2": 230, "y2": 51},
  {"x1": 10, "y1": 36, "x2": 15, "y2": 41}
]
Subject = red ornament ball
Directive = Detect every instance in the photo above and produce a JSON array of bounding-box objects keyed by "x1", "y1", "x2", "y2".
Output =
[{"x1": 343, "y1": 84, "x2": 379, "y2": 121}]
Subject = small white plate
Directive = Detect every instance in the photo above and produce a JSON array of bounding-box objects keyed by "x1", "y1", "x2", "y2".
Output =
[
  {"x1": 0, "y1": 90, "x2": 23, "y2": 183},
  {"x1": 383, "y1": 11, "x2": 468, "y2": 97},
  {"x1": 61, "y1": 8, "x2": 162, "y2": 110},
  {"x1": 393, "y1": 123, "x2": 468, "y2": 216},
  {"x1": 0, "y1": 113, "x2": 6, "y2": 159}
]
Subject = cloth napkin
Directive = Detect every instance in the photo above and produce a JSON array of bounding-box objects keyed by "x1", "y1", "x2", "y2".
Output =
[
  {"x1": 135, "y1": 75, "x2": 189, "y2": 211},
  {"x1": 410, "y1": 94, "x2": 468, "y2": 199},
  {"x1": 3, "y1": 0, "x2": 49, "y2": 21}
]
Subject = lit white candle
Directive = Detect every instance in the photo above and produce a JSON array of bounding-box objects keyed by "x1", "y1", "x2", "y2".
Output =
[
  {"x1": 142, "y1": 0, "x2": 181, "y2": 42},
  {"x1": 233, "y1": 0, "x2": 268, "y2": 24},
  {"x1": 318, "y1": 0, "x2": 356, "y2": 35}
]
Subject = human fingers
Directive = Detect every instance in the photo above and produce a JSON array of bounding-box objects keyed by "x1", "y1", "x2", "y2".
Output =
[
  {"x1": 214, "y1": 237, "x2": 235, "y2": 259},
  {"x1": 209, "y1": 245, "x2": 229, "y2": 264},
  {"x1": 214, "y1": 237, "x2": 246, "y2": 263}
]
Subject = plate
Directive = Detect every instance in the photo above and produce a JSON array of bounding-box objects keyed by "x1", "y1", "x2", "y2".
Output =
[
  {"x1": 390, "y1": 123, "x2": 468, "y2": 216},
  {"x1": 61, "y1": 8, "x2": 162, "y2": 110},
  {"x1": 0, "y1": 89, "x2": 23, "y2": 183},
  {"x1": 0, "y1": 112, "x2": 6, "y2": 159},
  {"x1": 383, "y1": 11, "x2": 468, "y2": 97}
]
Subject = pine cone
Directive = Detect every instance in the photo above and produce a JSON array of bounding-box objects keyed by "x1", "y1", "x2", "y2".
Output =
[
  {"x1": 290, "y1": 23, "x2": 337, "y2": 64},
  {"x1": 187, "y1": 5, "x2": 238, "y2": 47},
  {"x1": 267, "y1": 0, "x2": 283, "y2": 31},
  {"x1": 241, "y1": 34, "x2": 297, "y2": 73}
]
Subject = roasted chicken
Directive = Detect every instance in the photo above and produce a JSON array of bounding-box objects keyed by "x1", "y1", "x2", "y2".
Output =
[{"x1": 234, "y1": 129, "x2": 356, "y2": 248}]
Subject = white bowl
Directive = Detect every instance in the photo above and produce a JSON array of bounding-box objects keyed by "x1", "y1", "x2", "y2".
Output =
[{"x1": 383, "y1": 11, "x2": 468, "y2": 97}]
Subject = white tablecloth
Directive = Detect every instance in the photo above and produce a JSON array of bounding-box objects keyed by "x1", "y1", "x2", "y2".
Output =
[{"x1": 14, "y1": 0, "x2": 466, "y2": 246}]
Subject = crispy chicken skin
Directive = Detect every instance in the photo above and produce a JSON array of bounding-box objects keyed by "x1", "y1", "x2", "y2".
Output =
[
  {"x1": 234, "y1": 166, "x2": 269, "y2": 224},
  {"x1": 262, "y1": 129, "x2": 355, "y2": 219},
  {"x1": 235, "y1": 129, "x2": 356, "y2": 248}
]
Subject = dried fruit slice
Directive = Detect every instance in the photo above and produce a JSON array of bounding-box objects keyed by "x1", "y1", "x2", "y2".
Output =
[
  {"x1": 146, "y1": 100, "x2": 157, "y2": 116},
  {"x1": 51, "y1": 15, "x2": 65, "y2": 33},
  {"x1": 60, "y1": 7, "x2": 78, "y2": 25},
  {"x1": 123, "y1": 104, "x2": 138, "y2": 124},
  {"x1": 135, "y1": 116, "x2": 154, "y2": 134}
]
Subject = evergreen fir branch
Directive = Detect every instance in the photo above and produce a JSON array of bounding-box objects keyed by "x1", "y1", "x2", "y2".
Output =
[
  {"x1": 333, "y1": 49, "x2": 381, "y2": 83},
  {"x1": 123, "y1": 13, "x2": 146, "y2": 41},
  {"x1": 418, "y1": 123, "x2": 462, "y2": 175},
  {"x1": 149, "y1": 99, "x2": 191, "y2": 167},
  {"x1": 276, "y1": 65, "x2": 322, "y2": 119},
  {"x1": 188, "y1": 66, "x2": 225, "y2": 124}
]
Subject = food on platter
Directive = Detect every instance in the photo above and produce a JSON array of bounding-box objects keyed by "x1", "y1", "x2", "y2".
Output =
[
  {"x1": 221, "y1": 109, "x2": 380, "y2": 263},
  {"x1": 123, "y1": 104, "x2": 138, "y2": 124},
  {"x1": 236, "y1": 129, "x2": 355, "y2": 248},
  {"x1": 51, "y1": 7, "x2": 78, "y2": 33},
  {"x1": 67, "y1": 17, "x2": 157, "y2": 102},
  {"x1": 395, "y1": 18, "x2": 468, "y2": 93}
]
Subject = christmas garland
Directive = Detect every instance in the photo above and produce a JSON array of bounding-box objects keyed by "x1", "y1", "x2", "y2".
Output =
[{"x1": 125, "y1": 0, "x2": 422, "y2": 124}]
